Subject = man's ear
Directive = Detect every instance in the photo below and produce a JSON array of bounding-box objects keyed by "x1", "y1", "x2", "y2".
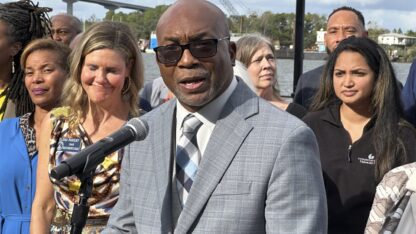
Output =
[
  {"x1": 229, "y1": 41, "x2": 236, "y2": 66},
  {"x1": 10, "y1": 41, "x2": 22, "y2": 57}
]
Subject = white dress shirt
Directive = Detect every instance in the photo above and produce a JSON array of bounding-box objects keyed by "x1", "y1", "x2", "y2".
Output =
[{"x1": 176, "y1": 77, "x2": 238, "y2": 156}]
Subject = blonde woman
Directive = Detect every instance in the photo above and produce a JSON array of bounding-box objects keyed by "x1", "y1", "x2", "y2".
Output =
[{"x1": 30, "y1": 21, "x2": 144, "y2": 233}]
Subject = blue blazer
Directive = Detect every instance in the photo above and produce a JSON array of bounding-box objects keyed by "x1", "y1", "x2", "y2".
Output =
[
  {"x1": 0, "y1": 117, "x2": 38, "y2": 234},
  {"x1": 402, "y1": 58, "x2": 416, "y2": 126}
]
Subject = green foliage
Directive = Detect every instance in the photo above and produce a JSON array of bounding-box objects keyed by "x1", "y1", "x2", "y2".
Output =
[
  {"x1": 97, "y1": 4, "x2": 416, "y2": 62},
  {"x1": 100, "y1": 7, "x2": 326, "y2": 50},
  {"x1": 407, "y1": 45, "x2": 416, "y2": 60},
  {"x1": 228, "y1": 12, "x2": 325, "y2": 48},
  {"x1": 368, "y1": 27, "x2": 390, "y2": 42},
  {"x1": 304, "y1": 13, "x2": 326, "y2": 49},
  {"x1": 270, "y1": 13, "x2": 295, "y2": 46},
  {"x1": 406, "y1": 30, "x2": 416, "y2": 37},
  {"x1": 103, "y1": 5, "x2": 169, "y2": 40},
  {"x1": 84, "y1": 15, "x2": 100, "y2": 31}
]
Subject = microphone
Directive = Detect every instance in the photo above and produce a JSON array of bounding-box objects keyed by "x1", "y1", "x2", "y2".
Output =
[{"x1": 51, "y1": 118, "x2": 149, "y2": 180}]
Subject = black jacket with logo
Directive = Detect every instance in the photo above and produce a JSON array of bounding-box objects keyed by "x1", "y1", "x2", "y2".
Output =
[{"x1": 303, "y1": 104, "x2": 416, "y2": 234}]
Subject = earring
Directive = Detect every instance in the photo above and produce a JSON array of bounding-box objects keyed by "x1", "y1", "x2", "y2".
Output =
[
  {"x1": 122, "y1": 77, "x2": 131, "y2": 95},
  {"x1": 11, "y1": 59, "x2": 15, "y2": 74},
  {"x1": 122, "y1": 77, "x2": 131, "y2": 101}
]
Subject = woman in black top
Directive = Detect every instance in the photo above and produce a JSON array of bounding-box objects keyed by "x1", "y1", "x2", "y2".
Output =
[{"x1": 303, "y1": 37, "x2": 416, "y2": 234}]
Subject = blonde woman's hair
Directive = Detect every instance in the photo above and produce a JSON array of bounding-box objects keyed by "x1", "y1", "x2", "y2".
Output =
[{"x1": 62, "y1": 21, "x2": 144, "y2": 127}]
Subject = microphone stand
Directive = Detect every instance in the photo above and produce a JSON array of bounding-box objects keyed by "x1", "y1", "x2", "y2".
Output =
[
  {"x1": 70, "y1": 148, "x2": 106, "y2": 234},
  {"x1": 70, "y1": 174, "x2": 93, "y2": 234}
]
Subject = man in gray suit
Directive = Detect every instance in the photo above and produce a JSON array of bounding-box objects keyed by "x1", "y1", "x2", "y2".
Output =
[{"x1": 104, "y1": 0, "x2": 327, "y2": 233}]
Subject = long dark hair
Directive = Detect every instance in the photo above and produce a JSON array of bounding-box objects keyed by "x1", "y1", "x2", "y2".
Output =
[
  {"x1": 0, "y1": 0, "x2": 51, "y2": 116},
  {"x1": 311, "y1": 36, "x2": 412, "y2": 182}
]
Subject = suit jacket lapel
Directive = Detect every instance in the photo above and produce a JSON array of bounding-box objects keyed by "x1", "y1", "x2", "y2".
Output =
[
  {"x1": 151, "y1": 100, "x2": 176, "y2": 231},
  {"x1": 175, "y1": 81, "x2": 259, "y2": 233}
]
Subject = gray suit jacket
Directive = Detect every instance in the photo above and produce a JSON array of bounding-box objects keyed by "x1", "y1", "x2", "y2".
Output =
[{"x1": 104, "y1": 80, "x2": 327, "y2": 233}]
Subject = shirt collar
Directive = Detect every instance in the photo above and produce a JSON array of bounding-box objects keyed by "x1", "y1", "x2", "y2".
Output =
[
  {"x1": 321, "y1": 102, "x2": 376, "y2": 132},
  {"x1": 176, "y1": 76, "x2": 238, "y2": 127}
]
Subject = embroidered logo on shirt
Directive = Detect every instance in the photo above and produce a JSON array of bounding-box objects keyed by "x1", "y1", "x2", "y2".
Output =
[
  {"x1": 368, "y1": 153, "x2": 375, "y2": 160},
  {"x1": 358, "y1": 154, "x2": 375, "y2": 165}
]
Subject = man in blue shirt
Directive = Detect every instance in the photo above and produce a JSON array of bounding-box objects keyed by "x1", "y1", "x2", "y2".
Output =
[{"x1": 401, "y1": 59, "x2": 416, "y2": 126}]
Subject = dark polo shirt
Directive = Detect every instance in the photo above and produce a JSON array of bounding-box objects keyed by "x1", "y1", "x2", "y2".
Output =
[{"x1": 303, "y1": 104, "x2": 416, "y2": 234}]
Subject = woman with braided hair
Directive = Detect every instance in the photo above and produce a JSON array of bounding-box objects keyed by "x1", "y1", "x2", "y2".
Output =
[
  {"x1": 0, "y1": 38, "x2": 70, "y2": 234},
  {"x1": 0, "y1": 0, "x2": 51, "y2": 121}
]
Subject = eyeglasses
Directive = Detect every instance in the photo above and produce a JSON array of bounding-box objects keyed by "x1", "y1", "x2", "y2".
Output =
[{"x1": 153, "y1": 37, "x2": 230, "y2": 65}]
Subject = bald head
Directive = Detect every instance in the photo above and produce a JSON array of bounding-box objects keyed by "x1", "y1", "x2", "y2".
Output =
[
  {"x1": 324, "y1": 7, "x2": 367, "y2": 53},
  {"x1": 69, "y1": 32, "x2": 83, "y2": 50},
  {"x1": 154, "y1": 0, "x2": 236, "y2": 112},
  {"x1": 51, "y1": 13, "x2": 82, "y2": 45},
  {"x1": 156, "y1": 0, "x2": 229, "y2": 38}
]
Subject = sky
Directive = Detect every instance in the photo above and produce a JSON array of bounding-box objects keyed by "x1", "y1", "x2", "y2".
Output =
[{"x1": 1, "y1": 0, "x2": 416, "y2": 32}]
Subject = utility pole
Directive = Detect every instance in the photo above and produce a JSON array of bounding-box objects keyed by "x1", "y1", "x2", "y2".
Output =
[
  {"x1": 62, "y1": 0, "x2": 78, "y2": 15},
  {"x1": 293, "y1": 0, "x2": 305, "y2": 95}
]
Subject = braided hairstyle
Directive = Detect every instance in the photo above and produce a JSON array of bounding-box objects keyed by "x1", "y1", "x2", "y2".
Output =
[{"x1": 0, "y1": 0, "x2": 51, "y2": 116}]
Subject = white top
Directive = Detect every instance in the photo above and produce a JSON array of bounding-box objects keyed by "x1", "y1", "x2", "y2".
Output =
[{"x1": 233, "y1": 60, "x2": 256, "y2": 92}]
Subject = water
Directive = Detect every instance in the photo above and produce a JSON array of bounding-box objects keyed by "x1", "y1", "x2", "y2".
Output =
[{"x1": 142, "y1": 53, "x2": 412, "y2": 97}]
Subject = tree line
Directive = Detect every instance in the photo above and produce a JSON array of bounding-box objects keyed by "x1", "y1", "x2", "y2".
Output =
[{"x1": 82, "y1": 5, "x2": 416, "y2": 62}]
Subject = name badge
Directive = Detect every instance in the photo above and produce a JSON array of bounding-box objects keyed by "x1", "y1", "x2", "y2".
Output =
[{"x1": 57, "y1": 138, "x2": 82, "y2": 153}]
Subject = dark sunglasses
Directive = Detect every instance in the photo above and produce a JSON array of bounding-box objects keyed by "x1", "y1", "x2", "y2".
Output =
[{"x1": 153, "y1": 37, "x2": 230, "y2": 65}]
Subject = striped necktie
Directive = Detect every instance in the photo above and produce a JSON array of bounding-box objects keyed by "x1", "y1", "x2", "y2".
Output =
[{"x1": 176, "y1": 114, "x2": 203, "y2": 206}]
